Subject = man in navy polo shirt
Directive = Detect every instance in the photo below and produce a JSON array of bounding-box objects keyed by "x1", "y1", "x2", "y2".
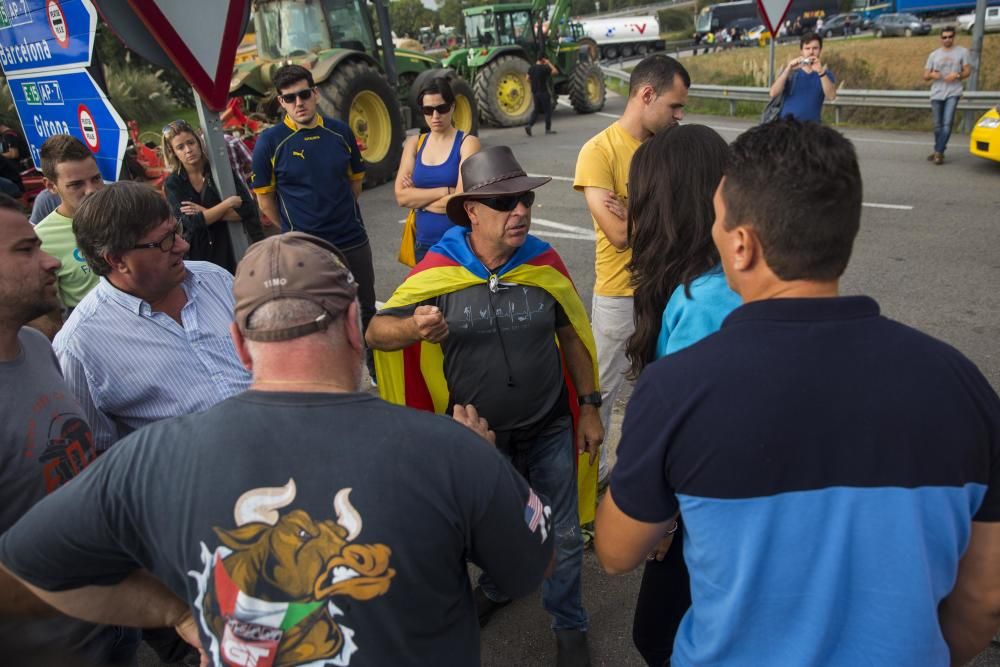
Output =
[
  {"x1": 595, "y1": 119, "x2": 1000, "y2": 666},
  {"x1": 251, "y1": 64, "x2": 378, "y2": 380}
]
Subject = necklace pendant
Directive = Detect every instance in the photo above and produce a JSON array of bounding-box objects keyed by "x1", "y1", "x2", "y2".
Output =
[{"x1": 488, "y1": 274, "x2": 499, "y2": 294}]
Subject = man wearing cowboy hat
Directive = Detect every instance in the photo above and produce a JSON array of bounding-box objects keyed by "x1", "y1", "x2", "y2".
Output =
[{"x1": 368, "y1": 146, "x2": 602, "y2": 666}]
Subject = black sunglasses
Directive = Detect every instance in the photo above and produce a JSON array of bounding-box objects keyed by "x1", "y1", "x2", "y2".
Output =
[
  {"x1": 941, "y1": 34, "x2": 955, "y2": 38},
  {"x1": 162, "y1": 119, "x2": 193, "y2": 135},
  {"x1": 132, "y1": 222, "x2": 183, "y2": 253},
  {"x1": 421, "y1": 103, "x2": 453, "y2": 116},
  {"x1": 279, "y1": 88, "x2": 315, "y2": 104},
  {"x1": 477, "y1": 191, "x2": 535, "y2": 212}
]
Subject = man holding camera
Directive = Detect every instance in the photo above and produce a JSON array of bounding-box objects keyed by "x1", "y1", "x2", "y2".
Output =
[{"x1": 768, "y1": 32, "x2": 837, "y2": 122}]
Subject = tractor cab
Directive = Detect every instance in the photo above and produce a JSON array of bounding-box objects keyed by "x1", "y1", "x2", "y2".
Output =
[
  {"x1": 253, "y1": 0, "x2": 379, "y2": 59},
  {"x1": 464, "y1": 4, "x2": 540, "y2": 54}
]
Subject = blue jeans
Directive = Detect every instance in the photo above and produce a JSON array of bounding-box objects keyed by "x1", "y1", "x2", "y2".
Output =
[
  {"x1": 480, "y1": 416, "x2": 588, "y2": 631},
  {"x1": 931, "y1": 96, "x2": 959, "y2": 154}
]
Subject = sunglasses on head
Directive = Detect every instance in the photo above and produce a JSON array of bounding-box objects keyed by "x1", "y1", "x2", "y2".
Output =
[
  {"x1": 162, "y1": 120, "x2": 193, "y2": 135},
  {"x1": 279, "y1": 88, "x2": 315, "y2": 104},
  {"x1": 477, "y1": 191, "x2": 535, "y2": 212},
  {"x1": 421, "y1": 103, "x2": 453, "y2": 116}
]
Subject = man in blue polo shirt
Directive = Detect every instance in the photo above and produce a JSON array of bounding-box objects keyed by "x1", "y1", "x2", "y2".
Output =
[
  {"x1": 252, "y1": 64, "x2": 377, "y2": 380},
  {"x1": 595, "y1": 119, "x2": 1000, "y2": 666}
]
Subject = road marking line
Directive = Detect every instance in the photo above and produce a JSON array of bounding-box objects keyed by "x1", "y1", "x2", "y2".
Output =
[
  {"x1": 862, "y1": 202, "x2": 913, "y2": 210},
  {"x1": 532, "y1": 217, "x2": 595, "y2": 239},
  {"x1": 528, "y1": 173, "x2": 575, "y2": 182}
]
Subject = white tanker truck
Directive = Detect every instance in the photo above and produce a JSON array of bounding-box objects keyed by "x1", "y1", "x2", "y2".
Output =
[{"x1": 576, "y1": 15, "x2": 665, "y2": 59}]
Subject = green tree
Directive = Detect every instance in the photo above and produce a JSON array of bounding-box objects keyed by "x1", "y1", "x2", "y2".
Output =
[
  {"x1": 390, "y1": 0, "x2": 438, "y2": 38},
  {"x1": 436, "y1": 0, "x2": 464, "y2": 31}
]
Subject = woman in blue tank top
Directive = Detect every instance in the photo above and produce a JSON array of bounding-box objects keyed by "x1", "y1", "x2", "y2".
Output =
[{"x1": 395, "y1": 79, "x2": 481, "y2": 263}]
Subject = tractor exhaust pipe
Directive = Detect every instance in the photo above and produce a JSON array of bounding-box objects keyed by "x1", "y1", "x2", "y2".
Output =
[{"x1": 371, "y1": 0, "x2": 398, "y2": 87}]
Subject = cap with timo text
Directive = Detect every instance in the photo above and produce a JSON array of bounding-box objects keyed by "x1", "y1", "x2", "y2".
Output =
[{"x1": 233, "y1": 232, "x2": 358, "y2": 342}]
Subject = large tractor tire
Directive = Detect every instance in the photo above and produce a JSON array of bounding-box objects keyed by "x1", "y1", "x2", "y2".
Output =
[
  {"x1": 569, "y1": 61, "x2": 606, "y2": 114},
  {"x1": 474, "y1": 55, "x2": 533, "y2": 127},
  {"x1": 316, "y1": 61, "x2": 405, "y2": 188},
  {"x1": 579, "y1": 37, "x2": 599, "y2": 61},
  {"x1": 409, "y1": 69, "x2": 480, "y2": 136}
]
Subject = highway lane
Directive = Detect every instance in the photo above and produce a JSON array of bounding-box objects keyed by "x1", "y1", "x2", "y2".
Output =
[{"x1": 136, "y1": 92, "x2": 999, "y2": 666}]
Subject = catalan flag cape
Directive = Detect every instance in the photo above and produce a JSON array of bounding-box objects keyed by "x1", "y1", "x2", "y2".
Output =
[{"x1": 374, "y1": 226, "x2": 600, "y2": 525}]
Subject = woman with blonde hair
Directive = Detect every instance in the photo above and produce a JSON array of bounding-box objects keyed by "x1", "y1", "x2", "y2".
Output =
[{"x1": 162, "y1": 120, "x2": 263, "y2": 273}]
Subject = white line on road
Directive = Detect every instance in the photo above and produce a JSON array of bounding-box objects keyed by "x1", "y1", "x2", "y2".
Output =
[
  {"x1": 862, "y1": 202, "x2": 914, "y2": 210},
  {"x1": 532, "y1": 217, "x2": 595, "y2": 240},
  {"x1": 528, "y1": 173, "x2": 574, "y2": 182}
]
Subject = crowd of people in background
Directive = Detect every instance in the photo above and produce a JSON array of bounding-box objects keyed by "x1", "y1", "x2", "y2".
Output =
[{"x1": 0, "y1": 46, "x2": 998, "y2": 667}]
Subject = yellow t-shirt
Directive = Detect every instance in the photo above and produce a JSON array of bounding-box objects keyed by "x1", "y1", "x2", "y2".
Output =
[{"x1": 573, "y1": 121, "x2": 641, "y2": 297}]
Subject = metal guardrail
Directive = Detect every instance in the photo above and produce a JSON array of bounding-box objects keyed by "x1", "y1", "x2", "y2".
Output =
[{"x1": 601, "y1": 66, "x2": 1000, "y2": 124}]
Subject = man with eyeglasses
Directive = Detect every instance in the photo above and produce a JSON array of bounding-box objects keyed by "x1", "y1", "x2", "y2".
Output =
[
  {"x1": 923, "y1": 26, "x2": 970, "y2": 165},
  {"x1": 367, "y1": 146, "x2": 603, "y2": 665},
  {"x1": 52, "y1": 181, "x2": 250, "y2": 454},
  {"x1": 251, "y1": 64, "x2": 379, "y2": 383}
]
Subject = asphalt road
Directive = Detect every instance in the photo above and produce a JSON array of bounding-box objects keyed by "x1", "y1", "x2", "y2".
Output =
[{"x1": 141, "y1": 93, "x2": 1000, "y2": 666}]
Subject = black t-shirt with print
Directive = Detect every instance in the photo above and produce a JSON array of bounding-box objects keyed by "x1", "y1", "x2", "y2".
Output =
[
  {"x1": 0, "y1": 391, "x2": 554, "y2": 667},
  {"x1": 384, "y1": 282, "x2": 571, "y2": 432}
]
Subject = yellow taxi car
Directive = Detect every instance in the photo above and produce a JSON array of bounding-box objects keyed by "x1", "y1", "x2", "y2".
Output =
[{"x1": 970, "y1": 106, "x2": 1000, "y2": 163}]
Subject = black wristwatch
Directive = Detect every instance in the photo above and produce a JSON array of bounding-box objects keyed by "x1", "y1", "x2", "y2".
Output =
[{"x1": 578, "y1": 392, "x2": 602, "y2": 408}]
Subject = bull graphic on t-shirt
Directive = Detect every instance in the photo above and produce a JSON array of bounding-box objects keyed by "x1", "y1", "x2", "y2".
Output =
[{"x1": 194, "y1": 479, "x2": 395, "y2": 667}]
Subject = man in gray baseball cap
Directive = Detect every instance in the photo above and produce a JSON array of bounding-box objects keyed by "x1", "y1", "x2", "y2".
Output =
[{"x1": 1, "y1": 231, "x2": 555, "y2": 666}]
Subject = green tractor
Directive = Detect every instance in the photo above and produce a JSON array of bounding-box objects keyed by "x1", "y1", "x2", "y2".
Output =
[
  {"x1": 442, "y1": 0, "x2": 605, "y2": 127},
  {"x1": 231, "y1": 0, "x2": 479, "y2": 186}
]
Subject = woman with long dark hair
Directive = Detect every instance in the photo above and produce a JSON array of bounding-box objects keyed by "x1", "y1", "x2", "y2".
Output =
[
  {"x1": 623, "y1": 124, "x2": 740, "y2": 667},
  {"x1": 395, "y1": 78, "x2": 480, "y2": 263}
]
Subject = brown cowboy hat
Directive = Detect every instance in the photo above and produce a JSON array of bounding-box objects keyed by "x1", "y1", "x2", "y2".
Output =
[{"x1": 446, "y1": 146, "x2": 551, "y2": 227}]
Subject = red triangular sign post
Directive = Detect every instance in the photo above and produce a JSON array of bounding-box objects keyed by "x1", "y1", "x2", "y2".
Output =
[
  {"x1": 756, "y1": 0, "x2": 794, "y2": 36},
  {"x1": 126, "y1": 0, "x2": 247, "y2": 111}
]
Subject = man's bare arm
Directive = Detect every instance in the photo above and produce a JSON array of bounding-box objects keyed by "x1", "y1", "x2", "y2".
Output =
[
  {"x1": 366, "y1": 306, "x2": 448, "y2": 351},
  {"x1": 594, "y1": 489, "x2": 673, "y2": 574},
  {"x1": 0, "y1": 565, "x2": 188, "y2": 629},
  {"x1": 0, "y1": 565, "x2": 57, "y2": 617},
  {"x1": 939, "y1": 521, "x2": 1000, "y2": 666},
  {"x1": 557, "y1": 323, "x2": 604, "y2": 463},
  {"x1": 255, "y1": 191, "x2": 282, "y2": 228},
  {"x1": 583, "y1": 186, "x2": 628, "y2": 250}
]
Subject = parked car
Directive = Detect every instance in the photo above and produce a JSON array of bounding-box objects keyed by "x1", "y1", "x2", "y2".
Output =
[
  {"x1": 957, "y1": 6, "x2": 1000, "y2": 33},
  {"x1": 871, "y1": 13, "x2": 932, "y2": 37},
  {"x1": 821, "y1": 13, "x2": 863, "y2": 37},
  {"x1": 970, "y1": 106, "x2": 1000, "y2": 163}
]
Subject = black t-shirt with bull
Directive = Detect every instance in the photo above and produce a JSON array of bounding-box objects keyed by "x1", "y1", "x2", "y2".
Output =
[{"x1": 0, "y1": 391, "x2": 555, "y2": 666}]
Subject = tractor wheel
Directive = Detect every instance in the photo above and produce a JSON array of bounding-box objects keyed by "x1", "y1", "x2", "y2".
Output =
[
  {"x1": 409, "y1": 69, "x2": 479, "y2": 136},
  {"x1": 317, "y1": 61, "x2": 405, "y2": 188},
  {"x1": 579, "y1": 37, "x2": 599, "y2": 61},
  {"x1": 569, "y1": 61, "x2": 606, "y2": 114},
  {"x1": 474, "y1": 55, "x2": 533, "y2": 127}
]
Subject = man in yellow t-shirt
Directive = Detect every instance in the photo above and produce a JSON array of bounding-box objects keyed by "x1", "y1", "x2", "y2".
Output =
[
  {"x1": 31, "y1": 136, "x2": 105, "y2": 338},
  {"x1": 573, "y1": 55, "x2": 690, "y2": 484}
]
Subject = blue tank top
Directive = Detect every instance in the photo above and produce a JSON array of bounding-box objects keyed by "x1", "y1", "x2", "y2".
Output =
[{"x1": 412, "y1": 130, "x2": 464, "y2": 245}]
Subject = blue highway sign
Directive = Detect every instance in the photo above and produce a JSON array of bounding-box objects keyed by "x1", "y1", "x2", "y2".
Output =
[
  {"x1": 0, "y1": 0, "x2": 97, "y2": 74},
  {"x1": 8, "y1": 69, "x2": 125, "y2": 181}
]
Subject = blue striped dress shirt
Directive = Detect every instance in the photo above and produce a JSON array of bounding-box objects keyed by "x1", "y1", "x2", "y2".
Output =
[{"x1": 53, "y1": 261, "x2": 251, "y2": 452}]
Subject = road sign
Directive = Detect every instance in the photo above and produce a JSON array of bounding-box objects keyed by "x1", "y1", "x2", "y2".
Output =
[
  {"x1": 0, "y1": 0, "x2": 97, "y2": 75},
  {"x1": 756, "y1": 0, "x2": 793, "y2": 36},
  {"x1": 8, "y1": 69, "x2": 126, "y2": 181},
  {"x1": 124, "y1": 0, "x2": 248, "y2": 111}
]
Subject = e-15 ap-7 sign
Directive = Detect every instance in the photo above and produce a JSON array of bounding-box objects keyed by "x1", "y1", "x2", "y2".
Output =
[{"x1": 8, "y1": 69, "x2": 125, "y2": 182}]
